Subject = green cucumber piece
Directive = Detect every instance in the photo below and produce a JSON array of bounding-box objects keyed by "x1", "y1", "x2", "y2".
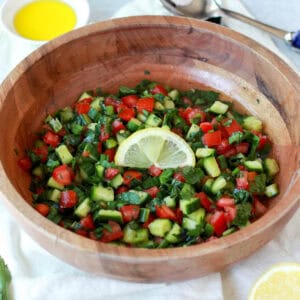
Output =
[
  {"x1": 211, "y1": 176, "x2": 227, "y2": 194},
  {"x1": 165, "y1": 223, "x2": 182, "y2": 243},
  {"x1": 78, "y1": 91, "x2": 92, "y2": 101},
  {"x1": 139, "y1": 208, "x2": 150, "y2": 223},
  {"x1": 164, "y1": 98, "x2": 175, "y2": 109},
  {"x1": 47, "y1": 177, "x2": 64, "y2": 190},
  {"x1": 95, "y1": 164, "x2": 104, "y2": 178},
  {"x1": 110, "y1": 174, "x2": 123, "y2": 189},
  {"x1": 47, "y1": 188, "x2": 61, "y2": 202},
  {"x1": 196, "y1": 148, "x2": 216, "y2": 158},
  {"x1": 116, "y1": 130, "x2": 131, "y2": 144},
  {"x1": 182, "y1": 217, "x2": 197, "y2": 230},
  {"x1": 203, "y1": 178, "x2": 214, "y2": 195},
  {"x1": 264, "y1": 158, "x2": 279, "y2": 177},
  {"x1": 55, "y1": 145, "x2": 73, "y2": 164},
  {"x1": 188, "y1": 208, "x2": 205, "y2": 224},
  {"x1": 163, "y1": 196, "x2": 176, "y2": 208},
  {"x1": 97, "y1": 209, "x2": 123, "y2": 224},
  {"x1": 180, "y1": 198, "x2": 200, "y2": 215},
  {"x1": 203, "y1": 156, "x2": 221, "y2": 178},
  {"x1": 123, "y1": 225, "x2": 149, "y2": 244},
  {"x1": 127, "y1": 118, "x2": 142, "y2": 132},
  {"x1": 59, "y1": 107, "x2": 74, "y2": 122},
  {"x1": 74, "y1": 197, "x2": 91, "y2": 218},
  {"x1": 145, "y1": 113, "x2": 162, "y2": 127},
  {"x1": 186, "y1": 124, "x2": 200, "y2": 141},
  {"x1": 265, "y1": 183, "x2": 279, "y2": 198},
  {"x1": 105, "y1": 138, "x2": 118, "y2": 149},
  {"x1": 148, "y1": 219, "x2": 172, "y2": 237},
  {"x1": 209, "y1": 100, "x2": 229, "y2": 114},
  {"x1": 242, "y1": 116, "x2": 263, "y2": 132},
  {"x1": 244, "y1": 159, "x2": 263, "y2": 172},
  {"x1": 168, "y1": 89, "x2": 179, "y2": 100},
  {"x1": 91, "y1": 185, "x2": 114, "y2": 202}
]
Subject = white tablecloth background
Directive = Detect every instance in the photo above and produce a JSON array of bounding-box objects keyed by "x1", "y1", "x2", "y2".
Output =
[{"x1": 0, "y1": 1, "x2": 299, "y2": 299}]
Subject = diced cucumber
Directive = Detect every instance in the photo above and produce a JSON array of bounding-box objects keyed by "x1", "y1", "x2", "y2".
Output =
[
  {"x1": 211, "y1": 176, "x2": 227, "y2": 194},
  {"x1": 264, "y1": 158, "x2": 279, "y2": 177},
  {"x1": 180, "y1": 198, "x2": 200, "y2": 215},
  {"x1": 110, "y1": 174, "x2": 123, "y2": 189},
  {"x1": 97, "y1": 209, "x2": 123, "y2": 224},
  {"x1": 116, "y1": 130, "x2": 130, "y2": 144},
  {"x1": 47, "y1": 177, "x2": 64, "y2": 190},
  {"x1": 105, "y1": 105, "x2": 114, "y2": 116},
  {"x1": 105, "y1": 138, "x2": 118, "y2": 149},
  {"x1": 127, "y1": 118, "x2": 142, "y2": 132},
  {"x1": 90, "y1": 185, "x2": 114, "y2": 202},
  {"x1": 95, "y1": 164, "x2": 104, "y2": 178},
  {"x1": 123, "y1": 224, "x2": 149, "y2": 244},
  {"x1": 188, "y1": 208, "x2": 205, "y2": 224},
  {"x1": 145, "y1": 113, "x2": 162, "y2": 127},
  {"x1": 168, "y1": 89, "x2": 180, "y2": 100},
  {"x1": 196, "y1": 148, "x2": 216, "y2": 158},
  {"x1": 59, "y1": 107, "x2": 74, "y2": 122},
  {"x1": 128, "y1": 190, "x2": 149, "y2": 204},
  {"x1": 78, "y1": 91, "x2": 92, "y2": 101},
  {"x1": 80, "y1": 114, "x2": 92, "y2": 125},
  {"x1": 265, "y1": 183, "x2": 279, "y2": 198},
  {"x1": 55, "y1": 145, "x2": 73, "y2": 164},
  {"x1": 87, "y1": 123, "x2": 97, "y2": 131},
  {"x1": 139, "y1": 208, "x2": 150, "y2": 223},
  {"x1": 180, "y1": 183, "x2": 196, "y2": 199},
  {"x1": 244, "y1": 159, "x2": 263, "y2": 172},
  {"x1": 203, "y1": 178, "x2": 214, "y2": 195},
  {"x1": 74, "y1": 197, "x2": 91, "y2": 218},
  {"x1": 165, "y1": 223, "x2": 182, "y2": 243},
  {"x1": 154, "y1": 101, "x2": 165, "y2": 111},
  {"x1": 182, "y1": 217, "x2": 197, "y2": 230},
  {"x1": 48, "y1": 117, "x2": 63, "y2": 132},
  {"x1": 148, "y1": 219, "x2": 172, "y2": 237},
  {"x1": 163, "y1": 196, "x2": 176, "y2": 208},
  {"x1": 47, "y1": 189, "x2": 61, "y2": 202},
  {"x1": 137, "y1": 112, "x2": 148, "y2": 123},
  {"x1": 203, "y1": 156, "x2": 221, "y2": 178},
  {"x1": 90, "y1": 97, "x2": 104, "y2": 111},
  {"x1": 186, "y1": 124, "x2": 200, "y2": 141},
  {"x1": 32, "y1": 166, "x2": 44, "y2": 177},
  {"x1": 222, "y1": 227, "x2": 237, "y2": 236},
  {"x1": 242, "y1": 116, "x2": 263, "y2": 132},
  {"x1": 164, "y1": 98, "x2": 175, "y2": 109},
  {"x1": 209, "y1": 100, "x2": 229, "y2": 114}
]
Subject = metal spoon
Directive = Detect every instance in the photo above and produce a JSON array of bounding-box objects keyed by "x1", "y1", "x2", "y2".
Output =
[{"x1": 160, "y1": 0, "x2": 300, "y2": 51}]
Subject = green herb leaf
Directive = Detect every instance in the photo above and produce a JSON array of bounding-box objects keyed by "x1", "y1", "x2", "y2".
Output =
[
  {"x1": 119, "y1": 86, "x2": 137, "y2": 96},
  {"x1": 232, "y1": 202, "x2": 252, "y2": 227},
  {"x1": 182, "y1": 167, "x2": 204, "y2": 185},
  {"x1": 229, "y1": 132, "x2": 244, "y2": 144},
  {"x1": 159, "y1": 169, "x2": 174, "y2": 185},
  {"x1": 233, "y1": 188, "x2": 252, "y2": 204},
  {"x1": 0, "y1": 256, "x2": 11, "y2": 300},
  {"x1": 249, "y1": 174, "x2": 266, "y2": 194}
]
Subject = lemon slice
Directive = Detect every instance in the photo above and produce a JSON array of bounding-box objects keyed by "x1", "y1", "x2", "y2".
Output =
[
  {"x1": 114, "y1": 128, "x2": 196, "y2": 169},
  {"x1": 248, "y1": 263, "x2": 300, "y2": 300}
]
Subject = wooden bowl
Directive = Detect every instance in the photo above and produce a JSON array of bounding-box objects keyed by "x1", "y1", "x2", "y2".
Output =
[{"x1": 0, "y1": 16, "x2": 300, "y2": 282}]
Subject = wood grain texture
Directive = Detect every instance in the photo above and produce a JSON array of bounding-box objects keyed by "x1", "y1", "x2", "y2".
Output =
[{"x1": 0, "y1": 16, "x2": 300, "y2": 282}]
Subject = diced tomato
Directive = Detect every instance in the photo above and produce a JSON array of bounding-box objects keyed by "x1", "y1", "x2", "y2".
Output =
[
  {"x1": 105, "y1": 97, "x2": 120, "y2": 112},
  {"x1": 43, "y1": 131, "x2": 61, "y2": 148},
  {"x1": 224, "y1": 206, "x2": 237, "y2": 223},
  {"x1": 252, "y1": 197, "x2": 267, "y2": 217},
  {"x1": 97, "y1": 142, "x2": 102, "y2": 154},
  {"x1": 118, "y1": 107, "x2": 135, "y2": 121},
  {"x1": 60, "y1": 190, "x2": 78, "y2": 209},
  {"x1": 180, "y1": 107, "x2": 205, "y2": 125},
  {"x1": 80, "y1": 214, "x2": 95, "y2": 230},
  {"x1": 35, "y1": 187, "x2": 45, "y2": 195},
  {"x1": 142, "y1": 214, "x2": 155, "y2": 228},
  {"x1": 82, "y1": 150, "x2": 90, "y2": 157},
  {"x1": 75, "y1": 102, "x2": 90, "y2": 114},
  {"x1": 115, "y1": 185, "x2": 129, "y2": 195},
  {"x1": 203, "y1": 130, "x2": 222, "y2": 147},
  {"x1": 222, "y1": 119, "x2": 243, "y2": 136},
  {"x1": 209, "y1": 211, "x2": 227, "y2": 237},
  {"x1": 216, "y1": 197, "x2": 235, "y2": 209},
  {"x1": 79, "y1": 97, "x2": 93, "y2": 104},
  {"x1": 182, "y1": 96, "x2": 192, "y2": 106},
  {"x1": 57, "y1": 128, "x2": 67, "y2": 137},
  {"x1": 104, "y1": 167, "x2": 120, "y2": 180},
  {"x1": 136, "y1": 97, "x2": 154, "y2": 113},
  {"x1": 123, "y1": 170, "x2": 143, "y2": 186},
  {"x1": 100, "y1": 221, "x2": 123, "y2": 243},
  {"x1": 235, "y1": 142, "x2": 249, "y2": 154},
  {"x1": 247, "y1": 171, "x2": 257, "y2": 182},
  {"x1": 148, "y1": 165, "x2": 163, "y2": 177},
  {"x1": 33, "y1": 144, "x2": 48, "y2": 163},
  {"x1": 99, "y1": 126, "x2": 110, "y2": 142},
  {"x1": 111, "y1": 119, "x2": 126, "y2": 135},
  {"x1": 155, "y1": 205, "x2": 177, "y2": 221},
  {"x1": 121, "y1": 95, "x2": 139, "y2": 108},
  {"x1": 35, "y1": 203, "x2": 50, "y2": 216},
  {"x1": 176, "y1": 207, "x2": 183, "y2": 224},
  {"x1": 195, "y1": 192, "x2": 213, "y2": 212},
  {"x1": 104, "y1": 148, "x2": 116, "y2": 162},
  {"x1": 53, "y1": 164, "x2": 74, "y2": 185},
  {"x1": 76, "y1": 229, "x2": 89, "y2": 237},
  {"x1": 223, "y1": 148, "x2": 237, "y2": 157},
  {"x1": 18, "y1": 156, "x2": 32, "y2": 172},
  {"x1": 236, "y1": 176, "x2": 249, "y2": 190},
  {"x1": 258, "y1": 135, "x2": 269, "y2": 150},
  {"x1": 216, "y1": 138, "x2": 233, "y2": 155},
  {"x1": 171, "y1": 127, "x2": 183, "y2": 137},
  {"x1": 150, "y1": 85, "x2": 168, "y2": 96},
  {"x1": 173, "y1": 172, "x2": 185, "y2": 182},
  {"x1": 120, "y1": 205, "x2": 140, "y2": 223},
  {"x1": 144, "y1": 186, "x2": 159, "y2": 198},
  {"x1": 200, "y1": 122, "x2": 213, "y2": 133}
]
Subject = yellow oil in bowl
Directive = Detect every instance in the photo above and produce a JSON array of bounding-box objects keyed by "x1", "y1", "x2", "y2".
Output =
[{"x1": 14, "y1": 0, "x2": 77, "y2": 41}]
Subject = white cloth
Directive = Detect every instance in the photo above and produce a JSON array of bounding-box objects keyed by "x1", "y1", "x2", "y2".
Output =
[{"x1": 0, "y1": 1, "x2": 299, "y2": 299}]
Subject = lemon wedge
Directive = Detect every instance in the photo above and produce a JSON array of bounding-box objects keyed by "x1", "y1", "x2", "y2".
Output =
[
  {"x1": 248, "y1": 263, "x2": 300, "y2": 300},
  {"x1": 114, "y1": 128, "x2": 196, "y2": 169}
]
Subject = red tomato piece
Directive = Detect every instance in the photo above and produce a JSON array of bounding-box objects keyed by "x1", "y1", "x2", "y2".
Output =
[
  {"x1": 223, "y1": 119, "x2": 243, "y2": 136},
  {"x1": 120, "y1": 205, "x2": 140, "y2": 223},
  {"x1": 123, "y1": 170, "x2": 143, "y2": 186},
  {"x1": 118, "y1": 107, "x2": 135, "y2": 121},
  {"x1": 35, "y1": 203, "x2": 50, "y2": 216},
  {"x1": 104, "y1": 167, "x2": 120, "y2": 180},
  {"x1": 150, "y1": 85, "x2": 168, "y2": 96},
  {"x1": 223, "y1": 148, "x2": 237, "y2": 157},
  {"x1": 136, "y1": 97, "x2": 154, "y2": 113},
  {"x1": 209, "y1": 211, "x2": 227, "y2": 237},
  {"x1": 247, "y1": 171, "x2": 257, "y2": 182},
  {"x1": 144, "y1": 186, "x2": 159, "y2": 198},
  {"x1": 76, "y1": 229, "x2": 89, "y2": 237},
  {"x1": 224, "y1": 206, "x2": 237, "y2": 223},
  {"x1": 43, "y1": 131, "x2": 61, "y2": 148},
  {"x1": 180, "y1": 107, "x2": 205, "y2": 125},
  {"x1": 80, "y1": 214, "x2": 95, "y2": 230},
  {"x1": 60, "y1": 190, "x2": 78, "y2": 209},
  {"x1": 99, "y1": 126, "x2": 110, "y2": 142},
  {"x1": 171, "y1": 127, "x2": 183, "y2": 137},
  {"x1": 33, "y1": 144, "x2": 48, "y2": 163},
  {"x1": 235, "y1": 142, "x2": 249, "y2": 154},
  {"x1": 148, "y1": 165, "x2": 163, "y2": 177},
  {"x1": 115, "y1": 185, "x2": 129, "y2": 195},
  {"x1": 18, "y1": 156, "x2": 32, "y2": 172},
  {"x1": 173, "y1": 172, "x2": 185, "y2": 182},
  {"x1": 195, "y1": 192, "x2": 213, "y2": 212},
  {"x1": 121, "y1": 95, "x2": 139, "y2": 107},
  {"x1": 97, "y1": 142, "x2": 103, "y2": 154},
  {"x1": 203, "y1": 130, "x2": 222, "y2": 147},
  {"x1": 155, "y1": 205, "x2": 177, "y2": 221},
  {"x1": 252, "y1": 197, "x2": 267, "y2": 217},
  {"x1": 200, "y1": 122, "x2": 213, "y2": 133},
  {"x1": 82, "y1": 150, "x2": 90, "y2": 158},
  {"x1": 100, "y1": 221, "x2": 124, "y2": 243},
  {"x1": 76, "y1": 102, "x2": 90, "y2": 114},
  {"x1": 182, "y1": 96, "x2": 192, "y2": 106},
  {"x1": 258, "y1": 135, "x2": 269, "y2": 150},
  {"x1": 176, "y1": 207, "x2": 183, "y2": 224},
  {"x1": 236, "y1": 176, "x2": 249, "y2": 190},
  {"x1": 104, "y1": 148, "x2": 116, "y2": 162},
  {"x1": 216, "y1": 197, "x2": 235, "y2": 209},
  {"x1": 216, "y1": 138, "x2": 233, "y2": 155},
  {"x1": 111, "y1": 119, "x2": 126, "y2": 135},
  {"x1": 53, "y1": 164, "x2": 74, "y2": 185},
  {"x1": 105, "y1": 97, "x2": 121, "y2": 112}
]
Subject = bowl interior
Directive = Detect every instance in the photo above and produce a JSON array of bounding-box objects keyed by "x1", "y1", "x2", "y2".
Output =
[{"x1": 0, "y1": 16, "x2": 300, "y2": 281}]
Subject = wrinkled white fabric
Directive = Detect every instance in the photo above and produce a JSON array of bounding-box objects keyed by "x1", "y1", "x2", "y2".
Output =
[{"x1": 0, "y1": 1, "x2": 299, "y2": 300}]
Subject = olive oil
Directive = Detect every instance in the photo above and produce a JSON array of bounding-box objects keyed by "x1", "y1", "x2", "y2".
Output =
[{"x1": 14, "y1": 0, "x2": 77, "y2": 41}]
